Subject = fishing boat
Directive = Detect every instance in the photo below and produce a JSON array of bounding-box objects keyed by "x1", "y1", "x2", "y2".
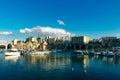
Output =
[{"x1": 5, "y1": 49, "x2": 20, "y2": 56}]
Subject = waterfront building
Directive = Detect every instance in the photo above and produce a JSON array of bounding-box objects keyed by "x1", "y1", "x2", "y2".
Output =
[
  {"x1": 25, "y1": 42, "x2": 33, "y2": 50},
  {"x1": 38, "y1": 40, "x2": 48, "y2": 50},
  {"x1": 61, "y1": 36, "x2": 71, "y2": 41},
  {"x1": 101, "y1": 37, "x2": 117, "y2": 40},
  {"x1": 88, "y1": 39, "x2": 101, "y2": 50},
  {"x1": 71, "y1": 36, "x2": 89, "y2": 44},
  {"x1": 48, "y1": 38, "x2": 57, "y2": 44},
  {"x1": 45, "y1": 36, "x2": 50, "y2": 41},
  {"x1": 101, "y1": 37, "x2": 117, "y2": 48},
  {"x1": 65, "y1": 35, "x2": 71, "y2": 41},
  {"x1": 37, "y1": 37, "x2": 43, "y2": 43},
  {"x1": 16, "y1": 41, "x2": 24, "y2": 50},
  {"x1": 26, "y1": 37, "x2": 37, "y2": 43},
  {"x1": 42, "y1": 41, "x2": 48, "y2": 50},
  {"x1": 12, "y1": 39, "x2": 19, "y2": 45},
  {"x1": 67, "y1": 36, "x2": 89, "y2": 50},
  {"x1": 117, "y1": 38, "x2": 120, "y2": 46}
]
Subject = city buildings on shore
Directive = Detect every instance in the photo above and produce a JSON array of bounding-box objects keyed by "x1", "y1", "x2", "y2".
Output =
[
  {"x1": 0, "y1": 35, "x2": 120, "y2": 51},
  {"x1": 8, "y1": 36, "x2": 70, "y2": 51},
  {"x1": 11, "y1": 37, "x2": 48, "y2": 51},
  {"x1": 67, "y1": 36, "x2": 120, "y2": 51}
]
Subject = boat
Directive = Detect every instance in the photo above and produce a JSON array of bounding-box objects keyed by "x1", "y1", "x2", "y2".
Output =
[
  {"x1": 30, "y1": 50, "x2": 50, "y2": 55},
  {"x1": 99, "y1": 51, "x2": 106, "y2": 57},
  {"x1": 114, "y1": 53, "x2": 120, "y2": 58},
  {"x1": 105, "y1": 51, "x2": 114, "y2": 57},
  {"x1": 5, "y1": 49, "x2": 21, "y2": 56},
  {"x1": 114, "y1": 47, "x2": 120, "y2": 58},
  {"x1": 95, "y1": 52, "x2": 101, "y2": 55},
  {"x1": 72, "y1": 50, "x2": 83, "y2": 54},
  {"x1": 88, "y1": 50, "x2": 95, "y2": 55}
]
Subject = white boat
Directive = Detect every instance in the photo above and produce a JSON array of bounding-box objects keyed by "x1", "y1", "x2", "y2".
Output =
[
  {"x1": 30, "y1": 50, "x2": 50, "y2": 55},
  {"x1": 95, "y1": 52, "x2": 101, "y2": 55},
  {"x1": 72, "y1": 50, "x2": 83, "y2": 54},
  {"x1": 5, "y1": 49, "x2": 20, "y2": 56}
]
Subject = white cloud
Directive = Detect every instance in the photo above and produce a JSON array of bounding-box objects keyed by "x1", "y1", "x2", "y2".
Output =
[
  {"x1": 19, "y1": 28, "x2": 32, "y2": 34},
  {"x1": 57, "y1": 20, "x2": 65, "y2": 25},
  {"x1": 0, "y1": 31, "x2": 13, "y2": 36},
  {"x1": 19, "y1": 26, "x2": 73, "y2": 38}
]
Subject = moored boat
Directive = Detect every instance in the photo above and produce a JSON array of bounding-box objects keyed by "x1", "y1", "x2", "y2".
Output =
[
  {"x1": 114, "y1": 47, "x2": 120, "y2": 58},
  {"x1": 88, "y1": 50, "x2": 95, "y2": 55},
  {"x1": 105, "y1": 51, "x2": 114, "y2": 57},
  {"x1": 72, "y1": 50, "x2": 83, "y2": 54},
  {"x1": 5, "y1": 49, "x2": 20, "y2": 56},
  {"x1": 114, "y1": 53, "x2": 120, "y2": 58},
  {"x1": 99, "y1": 51, "x2": 106, "y2": 57},
  {"x1": 30, "y1": 50, "x2": 50, "y2": 55}
]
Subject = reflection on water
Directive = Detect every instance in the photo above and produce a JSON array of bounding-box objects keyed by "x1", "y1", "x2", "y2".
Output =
[
  {"x1": 102, "y1": 57, "x2": 120, "y2": 64},
  {"x1": 83, "y1": 55, "x2": 89, "y2": 68},
  {"x1": 1, "y1": 52, "x2": 120, "y2": 80},
  {"x1": 83, "y1": 55, "x2": 89, "y2": 74},
  {"x1": 20, "y1": 53, "x2": 71, "y2": 70},
  {"x1": 5, "y1": 55, "x2": 20, "y2": 62},
  {"x1": 88, "y1": 55, "x2": 120, "y2": 64},
  {"x1": 19, "y1": 53, "x2": 120, "y2": 71}
]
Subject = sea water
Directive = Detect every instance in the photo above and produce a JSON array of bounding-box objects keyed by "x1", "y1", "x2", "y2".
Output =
[{"x1": 0, "y1": 52, "x2": 120, "y2": 80}]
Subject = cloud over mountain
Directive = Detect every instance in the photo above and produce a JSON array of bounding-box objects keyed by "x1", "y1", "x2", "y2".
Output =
[
  {"x1": 0, "y1": 31, "x2": 13, "y2": 36},
  {"x1": 19, "y1": 26, "x2": 73, "y2": 38}
]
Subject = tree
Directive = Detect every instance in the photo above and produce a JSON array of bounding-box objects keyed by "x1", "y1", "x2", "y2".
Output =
[{"x1": 7, "y1": 44, "x2": 12, "y2": 49}]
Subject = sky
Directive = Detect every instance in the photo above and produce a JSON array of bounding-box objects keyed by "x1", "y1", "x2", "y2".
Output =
[{"x1": 0, "y1": 0, "x2": 120, "y2": 43}]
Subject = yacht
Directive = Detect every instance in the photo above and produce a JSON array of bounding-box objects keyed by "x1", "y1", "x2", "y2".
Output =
[{"x1": 5, "y1": 49, "x2": 20, "y2": 56}]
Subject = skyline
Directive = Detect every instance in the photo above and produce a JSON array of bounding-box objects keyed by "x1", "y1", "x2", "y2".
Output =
[{"x1": 0, "y1": 0, "x2": 120, "y2": 43}]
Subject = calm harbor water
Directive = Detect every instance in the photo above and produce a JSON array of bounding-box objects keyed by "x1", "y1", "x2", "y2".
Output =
[{"x1": 0, "y1": 51, "x2": 120, "y2": 80}]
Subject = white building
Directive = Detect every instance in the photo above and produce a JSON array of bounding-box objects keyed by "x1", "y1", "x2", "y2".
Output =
[{"x1": 12, "y1": 39, "x2": 19, "y2": 45}]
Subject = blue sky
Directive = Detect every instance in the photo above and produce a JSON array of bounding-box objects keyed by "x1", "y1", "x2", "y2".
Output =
[{"x1": 0, "y1": 0, "x2": 120, "y2": 43}]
